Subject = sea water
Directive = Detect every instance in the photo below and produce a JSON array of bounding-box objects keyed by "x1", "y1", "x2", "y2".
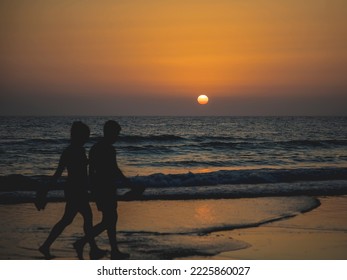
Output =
[
  {"x1": 1, "y1": 116, "x2": 347, "y2": 198},
  {"x1": 1, "y1": 116, "x2": 347, "y2": 259}
]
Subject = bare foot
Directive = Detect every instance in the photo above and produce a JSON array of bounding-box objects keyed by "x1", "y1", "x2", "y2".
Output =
[
  {"x1": 73, "y1": 240, "x2": 84, "y2": 260},
  {"x1": 110, "y1": 250, "x2": 130, "y2": 260},
  {"x1": 39, "y1": 246, "x2": 54, "y2": 260},
  {"x1": 89, "y1": 248, "x2": 108, "y2": 260}
]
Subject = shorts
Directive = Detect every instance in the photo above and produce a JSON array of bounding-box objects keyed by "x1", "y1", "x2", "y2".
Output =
[{"x1": 95, "y1": 195, "x2": 118, "y2": 212}]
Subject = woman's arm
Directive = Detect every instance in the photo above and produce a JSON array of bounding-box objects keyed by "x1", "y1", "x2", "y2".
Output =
[{"x1": 52, "y1": 150, "x2": 66, "y2": 181}]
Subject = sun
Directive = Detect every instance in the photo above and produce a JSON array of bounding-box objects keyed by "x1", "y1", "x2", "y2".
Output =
[{"x1": 197, "y1": 95, "x2": 209, "y2": 105}]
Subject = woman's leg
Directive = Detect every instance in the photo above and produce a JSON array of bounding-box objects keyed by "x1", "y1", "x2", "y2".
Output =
[
  {"x1": 39, "y1": 202, "x2": 77, "y2": 258},
  {"x1": 79, "y1": 202, "x2": 107, "y2": 259}
]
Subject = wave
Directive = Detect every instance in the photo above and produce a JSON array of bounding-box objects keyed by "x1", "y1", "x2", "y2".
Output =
[
  {"x1": 120, "y1": 138, "x2": 347, "y2": 153},
  {"x1": 120, "y1": 136, "x2": 347, "y2": 148},
  {"x1": 130, "y1": 167, "x2": 347, "y2": 188},
  {"x1": 1, "y1": 180, "x2": 346, "y2": 204},
  {"x1": 118, "y1": 135, "x2": 185, "y2": 143},
  {"x1": 1, "y1": 167, "x2": 347, "y2": 204},
  {"x1": 0, "y1": 135, "x2": 185, "y2": 151},
  {"x1": 122, "y1": 145, "x2": 175, "y2": 153},
  {"x1": 3, "y1": 135, "x2": 347, "y2": 150},
  {"x1": 1, "y1": 167, "x2": 347, "y2": 190},
  {"x1": 196, "y1": 139, "x2": 347, "y2": 150},
  {"x1": 282, "y1": 139, "x2": 347, "y2": 147}
]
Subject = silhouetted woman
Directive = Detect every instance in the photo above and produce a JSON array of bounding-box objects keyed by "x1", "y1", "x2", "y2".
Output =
[{"x1": 38, "y1": 121, "x2": 105, "y2": 259}]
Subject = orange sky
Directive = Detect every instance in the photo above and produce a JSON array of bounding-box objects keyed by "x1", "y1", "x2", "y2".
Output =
[{"x1": 1, "y1": 0, "x2": 347, "y2": 115}]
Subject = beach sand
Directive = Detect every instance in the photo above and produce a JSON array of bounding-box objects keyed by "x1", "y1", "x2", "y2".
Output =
[
  {"x1": 0, "y1": 196, "x2": 346, "y2": 260},
  {"x1": 213, "y1": 196, "x2": 347, "y2": 260}
]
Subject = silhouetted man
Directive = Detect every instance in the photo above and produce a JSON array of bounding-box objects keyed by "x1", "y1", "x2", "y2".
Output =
[{"x1": 74, "y1": 120, "x2": 131, "y2": 259}]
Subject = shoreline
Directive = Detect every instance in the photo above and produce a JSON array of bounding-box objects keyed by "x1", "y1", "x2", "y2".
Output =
[
  {"x1": 198, "y1": 195, "x2": 347, "y2": 260},
  {"x1": 0, "y1": 195, "x2": 346, "y2": 260}
]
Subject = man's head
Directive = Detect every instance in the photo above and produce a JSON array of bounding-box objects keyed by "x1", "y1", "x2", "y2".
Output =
[{"x1": 103, "y1": 120, "x2": 121, "y2": 143}]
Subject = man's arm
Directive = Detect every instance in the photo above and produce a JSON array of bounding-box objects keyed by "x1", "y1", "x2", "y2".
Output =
[
  {"x1": 114, "y1": 164, "x2": 132, "y2": 188},
  {"x1": 114, "y1": 160, "x2": 145, "y2": 197}
]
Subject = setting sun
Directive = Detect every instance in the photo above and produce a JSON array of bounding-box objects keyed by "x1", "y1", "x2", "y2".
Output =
[{"x1": 197, "y1": 95, "x2": 209, "y2": 105}]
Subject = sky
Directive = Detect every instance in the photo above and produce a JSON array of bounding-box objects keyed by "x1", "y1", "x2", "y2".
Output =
[{"x1": 1, "y1": 0, "x2": 347, "y2": 116}]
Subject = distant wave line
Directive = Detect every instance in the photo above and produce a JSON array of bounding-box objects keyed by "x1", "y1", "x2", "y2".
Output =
[
  {"x1": 3, "y1": 137, "x2": 346, "y2": 148},
  {"x1": 1, "y1": 167, "x2": 347, "y2": 191}
]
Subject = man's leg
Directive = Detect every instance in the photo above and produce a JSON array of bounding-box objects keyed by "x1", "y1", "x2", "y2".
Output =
[
  {"x1": 103, "y1": 202, "x2": 129, "y2": 259},
  {"x1": 104, "y1": 205, "x2": 118, "y2": 253}
]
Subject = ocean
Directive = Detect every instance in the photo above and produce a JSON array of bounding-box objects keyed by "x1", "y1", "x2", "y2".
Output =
[
  {"x1": 1, "y1": 116, "x2": 347, "y2": 259},
  {"x1": 1, "y1": 116, "x2": 347, "y2": 200}
]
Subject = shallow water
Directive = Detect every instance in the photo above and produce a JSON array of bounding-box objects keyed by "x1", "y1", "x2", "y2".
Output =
[
  {"x1": 0, "y1": 196, "x2": 319, "y2": 259},
  {"x1": 216, "y1": 196, "x2": 347, "y2": 260}
]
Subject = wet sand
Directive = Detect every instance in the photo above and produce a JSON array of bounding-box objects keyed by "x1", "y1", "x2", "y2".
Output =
[
  {"x1": 0, "y1": 196, "x2": 346, "y2": 260},
  {"x1": 209, "y1": 196, "x2": 347, "y2": 260}
]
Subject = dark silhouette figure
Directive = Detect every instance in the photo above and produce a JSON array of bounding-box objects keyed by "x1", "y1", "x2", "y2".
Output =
[
  {"x1": 38, "y1": 121, "x2": 106, "y2": 259},
  {"x1": 73, "y1": 120, "x2": 134, "y2": 260}
]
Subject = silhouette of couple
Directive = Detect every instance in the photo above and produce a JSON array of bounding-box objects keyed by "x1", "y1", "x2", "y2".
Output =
[{"x1": 38, "y1": 120, "x2": 139, "y2": 260}]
